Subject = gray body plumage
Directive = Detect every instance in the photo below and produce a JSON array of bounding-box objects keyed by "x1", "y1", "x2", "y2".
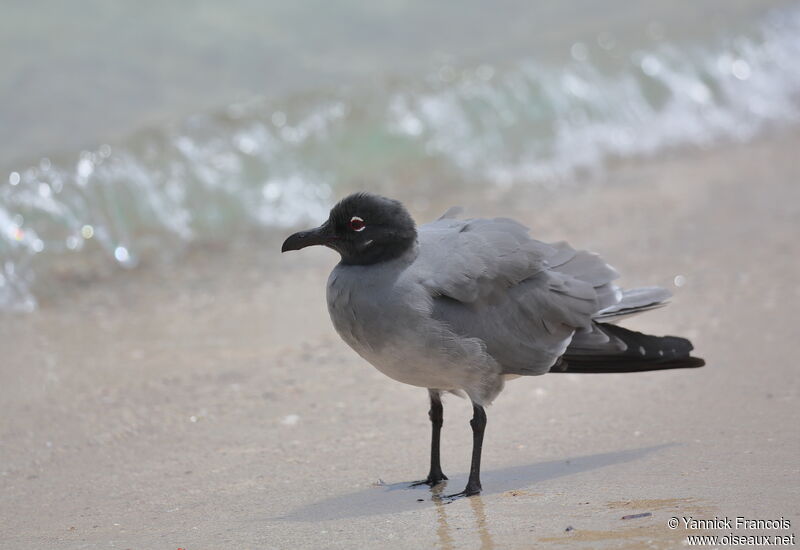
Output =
[{"x1": 326, "y1": 209, "x2": 671, "y2": 405}]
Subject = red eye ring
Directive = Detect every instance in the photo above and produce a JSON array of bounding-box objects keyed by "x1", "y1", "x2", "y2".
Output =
[{"x1": 349, "y1": 216, "x2": 366, "y2": 232}]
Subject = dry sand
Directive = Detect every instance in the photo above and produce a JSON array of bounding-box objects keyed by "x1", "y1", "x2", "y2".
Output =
[{"x1": 1, "y1": 133, "x2": 799, "y2": 548}]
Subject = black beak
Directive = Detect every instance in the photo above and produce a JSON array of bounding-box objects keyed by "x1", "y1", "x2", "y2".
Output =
[{"x1": 281, "y1": 223, "x2": 336, "y2": 252}]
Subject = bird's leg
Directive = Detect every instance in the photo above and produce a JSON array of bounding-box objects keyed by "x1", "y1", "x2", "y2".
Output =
[
  {"x1": 446, "y1": 402, "x2": 486, "y2": 498},
  {"x1": 410, "y1": 390, "x2": 448, "y2": 487},
  {"x1": 426, "y1": 390, "x2": 448, "y2": 484}
]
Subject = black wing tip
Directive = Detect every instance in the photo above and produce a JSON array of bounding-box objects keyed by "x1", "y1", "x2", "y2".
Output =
[
  {"x1": 686, "y1": 356, "x2": 706, "y2": 368},
  {"x1": 554, "y1": 355, "x2": 706, "y2": 374}
]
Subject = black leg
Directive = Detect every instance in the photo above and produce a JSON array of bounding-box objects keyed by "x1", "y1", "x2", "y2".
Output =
[
  {"x1": 411, "y1": 390, "x2": 448, "y2": 487},
  {"x1": 446, "y1": 402, "x2": 486, "y2": 498},
  {"x1": 427, "y1": 390, "x2": 447, "y2": 484}
]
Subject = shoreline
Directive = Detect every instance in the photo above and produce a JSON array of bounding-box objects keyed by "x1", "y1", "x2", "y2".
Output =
[{"x1": 14, "y1": 125, "x2": 800, "y2": 312}]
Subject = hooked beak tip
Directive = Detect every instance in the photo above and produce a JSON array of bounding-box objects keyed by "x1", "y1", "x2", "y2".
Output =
[
  {"x1": 281, "y1": 233, "x2": 304, "y2": 253},
  {"x1": 281, "y1": 225, "x2": 332, "y2": 253}
]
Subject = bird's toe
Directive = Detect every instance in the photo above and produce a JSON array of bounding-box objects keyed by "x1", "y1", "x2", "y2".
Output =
[
  {"x1": 443, "y1": 483, "x2": 481, "y2": 500},
  {"x1": 409, "y1": 473, "x2": 448, "y2": 488}
]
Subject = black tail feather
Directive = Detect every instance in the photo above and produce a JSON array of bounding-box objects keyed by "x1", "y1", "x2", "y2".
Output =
[{"x1": 552, "y1": 323, "x2": 705, "y2": 374}]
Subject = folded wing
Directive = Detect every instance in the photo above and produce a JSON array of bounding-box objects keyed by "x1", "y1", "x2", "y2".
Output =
[{"x1": 416, "y1": 212, "x2": 631, "y2": 375}]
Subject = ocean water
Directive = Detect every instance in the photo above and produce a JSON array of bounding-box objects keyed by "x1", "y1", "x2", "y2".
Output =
[{"x1": 2, "y1": 1, "x2": 800, "y2": 311}]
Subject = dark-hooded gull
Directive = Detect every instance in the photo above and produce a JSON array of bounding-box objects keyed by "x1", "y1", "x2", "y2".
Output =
[{"x1": 282, "y1": 192, "x2": 704, "y2": 498}]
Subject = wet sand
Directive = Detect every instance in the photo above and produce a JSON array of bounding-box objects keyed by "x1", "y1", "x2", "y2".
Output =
[{"x1": 1, "y1": 133, "x2": 799, "y2": 548}]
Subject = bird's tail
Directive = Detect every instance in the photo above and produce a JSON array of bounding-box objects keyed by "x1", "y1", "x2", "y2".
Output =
[{"x1": 551, "y1": 323, "x2": 705, "y2": 373}]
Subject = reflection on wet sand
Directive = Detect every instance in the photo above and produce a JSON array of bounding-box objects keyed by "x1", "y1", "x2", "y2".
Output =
[
  {"x1": 468, "y1": 494, "x2": 495, "y2": 550},
  {"x1": 430, "y1": 484, "x2": 495, "y2": 550},
  {"x1": 431, "y1": 485, "x2": 455, "y2": 550}
]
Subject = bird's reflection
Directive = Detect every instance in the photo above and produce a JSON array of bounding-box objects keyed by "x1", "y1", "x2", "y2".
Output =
[
  {"x1": 430, "y1": 483, "x2": 495, "y2": 550},
  {"x1": 431, "y1": 484, "x2": 455, "y2": 549},
  {"x1": 469, "y1": 495, "x2": 494, "y2": 550}
]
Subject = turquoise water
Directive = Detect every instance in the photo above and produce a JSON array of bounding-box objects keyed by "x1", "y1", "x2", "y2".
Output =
[{"x1": 2, "y1": 1, "x2": 800, "y2": 311}]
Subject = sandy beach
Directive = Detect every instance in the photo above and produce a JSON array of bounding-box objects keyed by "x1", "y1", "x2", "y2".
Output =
[{"x1": 1, "y1": 130, "x2": 798, "y2": 548}]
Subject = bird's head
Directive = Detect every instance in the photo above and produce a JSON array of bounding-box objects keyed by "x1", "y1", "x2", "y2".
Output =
[{"x1": 281, "y1": 192, "x2": 417, "y2": 265}]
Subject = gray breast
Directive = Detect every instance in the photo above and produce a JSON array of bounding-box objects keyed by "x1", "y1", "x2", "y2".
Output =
[{"x1": 325, "y1": 259, "x2": 505, "y2": 403}]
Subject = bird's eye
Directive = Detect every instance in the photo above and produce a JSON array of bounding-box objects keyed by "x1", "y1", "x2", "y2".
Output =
[{"x1": 349, "y1": 216, "x2": 366, "y2": 232}]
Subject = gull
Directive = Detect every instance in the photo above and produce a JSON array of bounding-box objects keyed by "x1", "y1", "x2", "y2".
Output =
[{"x1": 281, "y1": 192, "x2": 704, "y2": 497}]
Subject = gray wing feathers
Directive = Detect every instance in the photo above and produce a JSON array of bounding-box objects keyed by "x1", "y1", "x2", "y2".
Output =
[
  {"x1": 417, "y1": 217, "x2": 550, "y2": 303},
  {"x1": 546, "y1": 241, "x2": 621, "y2": 311},
  {"x1": 430, "y1": 271, "x2": 583, "y2": 376},
  {"x1": 417, "y1": 211, "x2": 672, "y2": 376},
  {"x1": 418, "y1": 216, "x2": 605, "y2": 375},
  {"x1": 418, "y1": 217, "x2": 620, "y2": 318}
]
